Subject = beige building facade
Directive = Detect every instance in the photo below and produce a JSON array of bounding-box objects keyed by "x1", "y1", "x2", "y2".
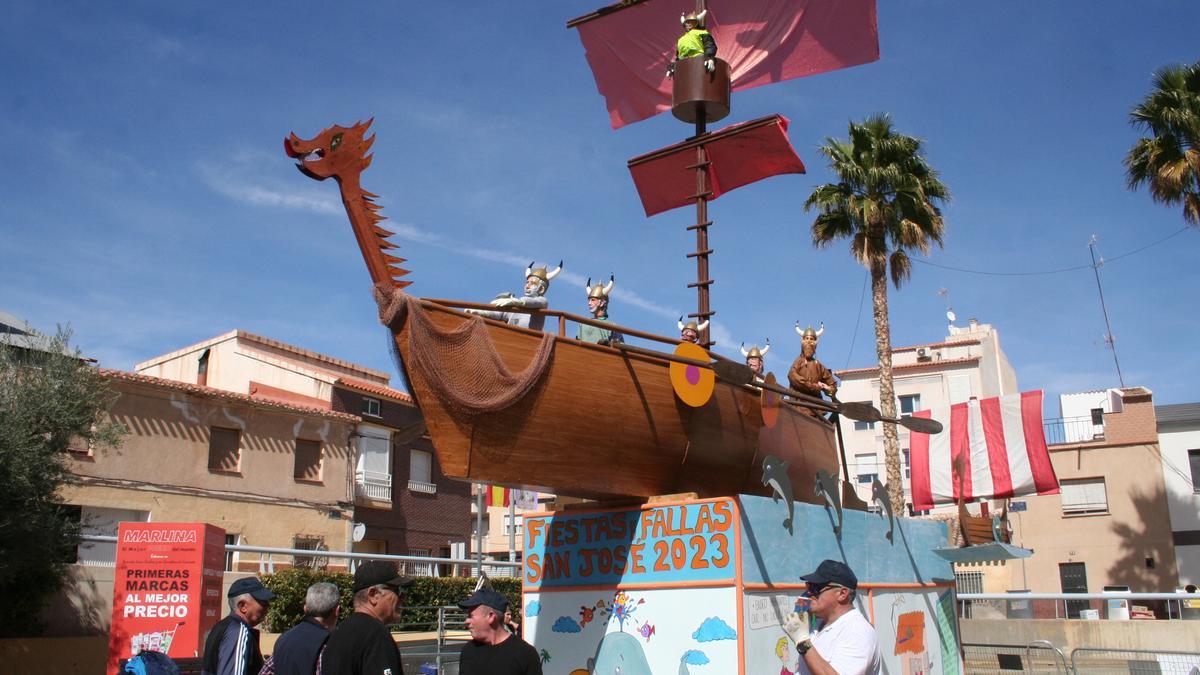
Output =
[
  {"x1": 66, "y1": 370, "x2": 358, "y2": 566},
  {"x1": 835, "y1": 318, "x2": 1017, "y2": 508}
]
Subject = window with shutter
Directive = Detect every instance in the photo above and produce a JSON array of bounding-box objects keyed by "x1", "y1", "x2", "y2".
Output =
[
  {"x1": 1060, "y1": 478, "x2": 1108, "y2": 515},
  {"x1": 294, "y1": 439, "x2": 322, "y2": 482},
  {"x1": 208, "y1": 427, "x2": 241, "y2": 473}
]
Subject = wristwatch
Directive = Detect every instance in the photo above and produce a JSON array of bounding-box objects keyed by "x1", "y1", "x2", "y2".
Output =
[{"x1": 797, "y1": 638, "x2": 813, "y2": 656}]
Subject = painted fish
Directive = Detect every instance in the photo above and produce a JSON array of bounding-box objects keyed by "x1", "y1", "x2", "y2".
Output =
[
  {"x1": 638, "y1": 622, "x2": 656, "y2": 641},
  {"x1": 580, "y1": 605, "x2": 595, "y2": 627}
]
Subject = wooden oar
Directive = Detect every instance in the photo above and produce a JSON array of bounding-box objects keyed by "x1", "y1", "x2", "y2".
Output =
[{"x1": 713, "y1": 361, "x2": 944, "y2": 434}]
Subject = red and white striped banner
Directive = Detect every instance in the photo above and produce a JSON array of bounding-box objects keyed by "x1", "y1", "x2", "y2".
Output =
[{"x1": 910, "y1": 391, "x2": 1059, "y2": 511}]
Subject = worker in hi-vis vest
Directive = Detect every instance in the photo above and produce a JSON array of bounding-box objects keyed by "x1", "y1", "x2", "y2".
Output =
[{"x1": 668, "y1": 10, "x2": 717, "y2": 77}]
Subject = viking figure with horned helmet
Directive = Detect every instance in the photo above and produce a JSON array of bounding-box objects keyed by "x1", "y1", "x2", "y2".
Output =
[
  {"x1": 741, "y1": 339, "x2": 770, "y2": 379},
  {"x1": 788, "y1": 322, "x2": 838, "y2": 416},
  {"x1": 668, "y1": 9, "x2": 717, "y2": 78},
  {"x1": 577, "y1": 275, "x2": 623, "y2": 346},
  {"x1": 470, "y1": 260, "x2": 562, "y2": 331},
  {"x1": 678, "y1": 317, "x2": 708, "y2": 344}
]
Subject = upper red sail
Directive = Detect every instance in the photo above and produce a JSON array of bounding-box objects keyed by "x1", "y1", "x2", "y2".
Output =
[
  {"x1": 628, "y1": 114, "x2": 805, "y2": 216},
  {"x1": 571, "y1": 0, "x2": 879, "y2": 129}
]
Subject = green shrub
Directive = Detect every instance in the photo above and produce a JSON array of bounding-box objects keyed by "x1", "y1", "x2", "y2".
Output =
[
  {"x1": 260, "y1": 568, "x2": 354, "y2": 633},
  {"x1": 260, "y1": 569, "x2": 523, "y2": 634}
]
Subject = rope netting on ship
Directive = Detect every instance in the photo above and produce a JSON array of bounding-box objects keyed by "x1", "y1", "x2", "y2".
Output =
[{"x1": 375, "y1": 287, "x2": 555, "y2": 417}]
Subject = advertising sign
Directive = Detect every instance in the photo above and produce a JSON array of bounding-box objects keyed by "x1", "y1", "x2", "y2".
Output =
[
  {"x1": 106, "y1": 522, "x2": 226, "y2": 675},
  {"x1": 523, "y1": 498, "x2": 735, "y2": 589}
]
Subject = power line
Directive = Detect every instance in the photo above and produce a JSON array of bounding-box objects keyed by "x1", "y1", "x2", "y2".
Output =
[
  {"x1": 844, "y1": 271, "x2": 869, "y2": 370},
  {"x1": 911, "y1": 226, "x2": 1192, "y2": 276},
  {"x1": 1089, "y1": 236, "x2": 1125, "y2": 388}
]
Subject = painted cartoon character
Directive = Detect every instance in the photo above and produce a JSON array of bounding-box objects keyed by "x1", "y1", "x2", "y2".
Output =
[{"x1": 775, "y1": 635, "x2": 798, "y2": 675}]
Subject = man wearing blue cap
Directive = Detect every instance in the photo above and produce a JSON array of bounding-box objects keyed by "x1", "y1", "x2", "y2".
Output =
[
  {"x1": 782, "y1": 560, "x2": 881, "y2": 675},
  {"x1": 201, "y1": 576, "x2": 276, "y2": 675},
  {"x1": 458, "y1": 588, "x2": 541, "y2": 675}
]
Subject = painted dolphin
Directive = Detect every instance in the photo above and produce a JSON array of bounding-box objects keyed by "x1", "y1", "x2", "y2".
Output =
[
  {"x1": 814, "y1": 468, "x2": 843, "y2": 537},
  {"x1": 871, "y1": 478, "x2": 895, "y2": 542},
  {"x1": 761, "y1": 454, "x2": 795, "y2": 535}
]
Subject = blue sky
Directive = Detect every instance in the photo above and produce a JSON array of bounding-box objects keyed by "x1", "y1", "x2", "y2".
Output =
[{"x1": 2, "y1": 1, "x2": 1198, "y2": 410}]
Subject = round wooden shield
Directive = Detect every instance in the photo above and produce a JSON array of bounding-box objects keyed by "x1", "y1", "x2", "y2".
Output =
[
  {"x1": 760, "y1": 372, "x2": 780, "y2": 427},
  {"x1": 669, "y1": 342, "x2": 715, "y2": 408}
]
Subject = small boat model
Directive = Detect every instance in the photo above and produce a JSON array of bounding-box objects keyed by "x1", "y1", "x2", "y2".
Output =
[{"x1": 285, "y1": 120, "x2": 842, "y2": 503}]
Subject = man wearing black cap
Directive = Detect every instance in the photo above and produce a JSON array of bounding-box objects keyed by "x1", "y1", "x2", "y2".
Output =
[
  {"x1": 201, "y1": 576, "x2": 276, "y2": 675},
  {"x1": 782, "y1": 560, "x2": 881, "y2": 675},
  {"x1": 323, "y1": 561, "x2": 413, "y2": 675},
  {"x1": 458, "y1": 589, "x2": 541, "y2": 675}
]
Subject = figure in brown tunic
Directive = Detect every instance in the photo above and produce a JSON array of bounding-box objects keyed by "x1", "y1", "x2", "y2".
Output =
[{"x1": 788, "y1": 323, "x2": 837, "y2": 416}]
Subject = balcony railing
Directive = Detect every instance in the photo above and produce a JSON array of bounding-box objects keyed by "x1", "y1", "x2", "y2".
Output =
[
  {"x1": 356, "y1": 470, "x2": 392, "y2": 501},
  {"x1": 1043, "y1": 415, "x2": 1104, "y2": 445},
  {"x1": 407, "y1": 479, "x2": 437, "y2": 494}
]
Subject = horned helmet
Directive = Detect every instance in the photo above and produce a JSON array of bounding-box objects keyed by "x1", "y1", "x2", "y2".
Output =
[
  {"x1": 524, "y1": 260, "x2": 562, "y2": 297},
  {"x1": 585, "y1": 275, "x2": 615, "y2": 317},
  {"x1": 741, "y1": 339, "x2": 771, "y2": 375},
  {"x1": 740, "y1": 339, "x2": 771, "y2": 360},
  {"x1": 678, "y1": 316, "x2": 709, "y2": 343},
  {"x1": 680, "y1": 9, "x2": 708, "y2": 28},
  {"x1": 794, "y1": 322, "x2": 825, "y2": 340}
]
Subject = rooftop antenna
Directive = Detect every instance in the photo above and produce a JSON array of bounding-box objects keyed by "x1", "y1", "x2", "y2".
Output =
[
  {"x1": 1088, "y1": 235, "x2": 1125, "y2": 388},
  {"x1": 938, "y1": 287, "x2": 957, "y2": 332}
]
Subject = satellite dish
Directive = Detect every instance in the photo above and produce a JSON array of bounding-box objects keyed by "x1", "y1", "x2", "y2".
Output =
[
  {"x1": 352, "y1": 522, "x2": 366, "y2": 542},
  {"x1": 946, "y1": 309, "x2": 957, "y2": 323}
]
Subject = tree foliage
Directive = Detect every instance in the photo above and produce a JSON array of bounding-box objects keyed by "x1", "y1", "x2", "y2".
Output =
[
  {"x1": 0, "y1": 328, "x2": 125, "y2": 637},
  {"x1": 1125, "y1": 61, "x2": 1200, "y2": 226},
  {"x1": 805, "y1": 114, "x2": 949, "y2": 514}
]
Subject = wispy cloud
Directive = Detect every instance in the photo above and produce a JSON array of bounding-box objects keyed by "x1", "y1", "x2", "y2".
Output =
[{"x1": 198, "y1": 160, "x2": 342, "y2": 215}]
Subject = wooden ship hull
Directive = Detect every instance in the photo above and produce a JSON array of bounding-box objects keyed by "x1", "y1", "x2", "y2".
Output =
[{"x1": 391, "y1": 298, "x2": 839, "y2": 503}]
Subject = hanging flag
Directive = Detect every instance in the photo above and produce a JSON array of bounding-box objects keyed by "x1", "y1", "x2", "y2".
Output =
[
  {"x1": 628, "y1": 114, "x2": 805, "y2": 216},
  {"x1": 570, "y1": 0, "x2": 880, "y2": 129},
  {"x1": 909, "y1": 391, "x2": 1060, "y2": 511},
  {"x1": 485, "y1": 485, "x2": 511, "y2": 508},
  {"x1": 513, "y1": 489, "x2": 540, "y2": 510}
]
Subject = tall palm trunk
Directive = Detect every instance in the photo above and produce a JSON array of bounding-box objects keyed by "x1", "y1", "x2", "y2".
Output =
[{"x1": 871, "y1": 258, "x2": 904, "y2": 514}]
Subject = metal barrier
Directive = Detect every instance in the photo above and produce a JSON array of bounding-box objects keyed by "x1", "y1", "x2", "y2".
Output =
[
  {"x1": 958, "y1": 592, "x2": 1200, "y2": 621},
  {"x1": 963, "y1": 641, "x2": 1067, "y2": 674},
  {"x1": 1070, "y1": 648, "x2": 1200, "y2": 674},
  {"x1": 78, "y1": 534, "x2": 521, "y2": 577}
]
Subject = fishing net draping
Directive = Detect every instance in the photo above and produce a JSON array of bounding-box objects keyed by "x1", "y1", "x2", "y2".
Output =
[{"x1": 375, "y1": 287, "x2": 555, "y2": 417}]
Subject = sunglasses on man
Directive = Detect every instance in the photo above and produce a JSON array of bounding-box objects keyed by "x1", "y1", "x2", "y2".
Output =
[{"x1": 804, "y1": 583, "x2": 846, "y2": 598}]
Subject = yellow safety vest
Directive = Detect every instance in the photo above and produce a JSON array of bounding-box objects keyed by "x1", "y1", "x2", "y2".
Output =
[{"x1": 676, "y1": 29, "x2": 711, "y2": 60}]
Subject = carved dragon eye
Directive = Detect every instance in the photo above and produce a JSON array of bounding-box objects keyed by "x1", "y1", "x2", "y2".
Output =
[{"x1": 330, "y1": 133, "x2": 343, "y2": 151}]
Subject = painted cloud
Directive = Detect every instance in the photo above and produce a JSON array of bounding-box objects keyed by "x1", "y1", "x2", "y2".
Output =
[
  {"x1": 692, "y1": 616, "x2": 737, "y2": 642},
  {"x1": 552, "y1": 616, "x2": 582, "y2": 633}
]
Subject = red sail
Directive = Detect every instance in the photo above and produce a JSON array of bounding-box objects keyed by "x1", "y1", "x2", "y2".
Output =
[
  {"x1": 572, "y1": 0, "x2": 879, "y2": 129},
  {"x1": 628, "y1": 115, "x2": 805, "y2": 217}
]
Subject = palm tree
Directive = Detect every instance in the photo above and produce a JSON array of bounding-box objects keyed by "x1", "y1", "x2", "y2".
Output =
[
  {"x1": 1124, "y1": 61, "x2": 1200, "y2": 226},
  {"x1": 805, "y1": 114, "x2": 950, "y2": 515}
]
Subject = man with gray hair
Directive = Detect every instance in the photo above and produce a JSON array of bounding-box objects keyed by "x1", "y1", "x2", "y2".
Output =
[
  {"x1": 202, "y1": 577, "x2": 276, "y2": 675},
  {"x1": 258, "y1": 581, "x2": 341, "y2": 675},
  {"x1": 323, "y1": 561, "x2": 413, "y2": 675}
]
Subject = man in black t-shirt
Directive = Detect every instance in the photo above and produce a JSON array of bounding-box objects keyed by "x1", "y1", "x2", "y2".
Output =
[
  {"x1": 458, "y1": 589, "x2": 541, "y2": 675},
  {"x1": 322, "y1": 561, "x2": 413, "y2": 675}
]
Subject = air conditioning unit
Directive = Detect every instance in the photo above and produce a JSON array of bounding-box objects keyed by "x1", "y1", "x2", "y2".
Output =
[{"x1": 916, "y1": 347, "x2": 932, "y2": 362}]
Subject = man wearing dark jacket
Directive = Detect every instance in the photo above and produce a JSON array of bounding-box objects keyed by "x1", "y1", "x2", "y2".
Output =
[
  {"x1": 202, "y1": 577, "x2": 276, "y2": 675},
  {"x1": 259, "y1": 581, "x2": 340, "y2": 674},
  {"x1": 322, "y1": 561, "x2": 412, "y2": 675}
]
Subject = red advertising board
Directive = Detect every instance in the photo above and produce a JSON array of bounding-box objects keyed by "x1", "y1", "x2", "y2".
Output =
[{"x1": 106, "y1": 522, "x2": 226, "y2": 675}]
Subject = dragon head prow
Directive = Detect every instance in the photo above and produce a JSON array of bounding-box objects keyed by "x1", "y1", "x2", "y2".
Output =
[
  {"x1": 285, "y1": 118, "x2": 411, "y2": 290},
  {"x1": 284, "y1": 119, "x2": 375, "y2": 182}
]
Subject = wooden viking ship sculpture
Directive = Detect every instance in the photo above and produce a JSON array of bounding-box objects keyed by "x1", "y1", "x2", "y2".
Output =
[{"x1": 284, "y1": 120, "x2": 855, "y2": 503}]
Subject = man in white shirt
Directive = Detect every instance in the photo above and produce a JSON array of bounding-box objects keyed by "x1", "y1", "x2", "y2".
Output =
[{"x1": 783, "y1": 560, "x2": 882, "y2": 675}]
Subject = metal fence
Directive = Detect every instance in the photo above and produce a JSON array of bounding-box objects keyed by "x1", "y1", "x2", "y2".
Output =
[
  {"x1": 957, "y1": 592, "x2": 1200, "y2": 621},
  {"x1": 78, "y1": 534, "x2": 521, "y2": 578},
  {"x1": 963, "y1": 641, "x2": 1068, "y2": 674},
  {"x1": 1070, "y1": 648, "x2": 1200, "y2": 675},
  {"x1": 1042, "y1": 415, "x2": 1104, "y2": 445}
]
